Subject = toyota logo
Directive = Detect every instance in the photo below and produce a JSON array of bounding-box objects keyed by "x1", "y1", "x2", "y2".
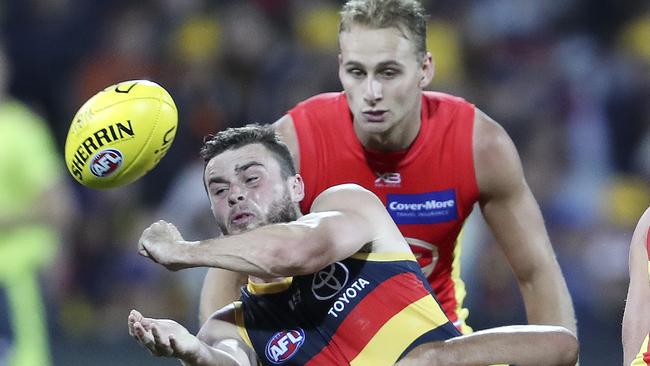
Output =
[{"x1": 311, "y1": 262, "x2": 349, "y2": 300}]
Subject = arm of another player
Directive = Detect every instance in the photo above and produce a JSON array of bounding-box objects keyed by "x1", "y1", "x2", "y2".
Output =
[
  {"x1": 127, "y1": 309, "x2": 254, "y2": 366},
  {"x1": 395, "y1": 325, "x2": 578, "y2": 366},
  {"x1": 197, "y1": 114, "x2": 301, "y2": 323},
  {"x1": 622, "y1": 207, "x2": 650, "y2": 366},
  {"x1": 473, "y1": 109, "x2": 576, "y2": 334},
  {"x1": 140, "y1": 184, "x2": 400, "y2": 278}
]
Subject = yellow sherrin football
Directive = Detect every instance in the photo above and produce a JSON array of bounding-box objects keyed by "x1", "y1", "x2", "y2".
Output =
[{"x1": 64, "y1": 80, "x2": 178, "y2": 189}]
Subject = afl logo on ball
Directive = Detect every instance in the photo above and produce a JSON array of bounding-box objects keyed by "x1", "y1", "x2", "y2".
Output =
[
  {"x1": 265, "y1": 329, "x2": 305, "y2": 364},
  {"x1": 90, "y1": 149, "x2": 123, "y2": 177}
]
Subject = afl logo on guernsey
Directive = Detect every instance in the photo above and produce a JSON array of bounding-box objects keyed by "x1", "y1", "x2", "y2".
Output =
[
  {"x1": 90, "y1": 149, "x2": 123, "y2": 177},
  {"x1": 265, "y1": 329, "x2": 305, "y2": 364}
]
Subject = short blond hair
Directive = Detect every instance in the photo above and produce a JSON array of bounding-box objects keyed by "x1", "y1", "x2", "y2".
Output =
[{"x1": 339, "y1": 0, "x2": 428, "y2": 59}]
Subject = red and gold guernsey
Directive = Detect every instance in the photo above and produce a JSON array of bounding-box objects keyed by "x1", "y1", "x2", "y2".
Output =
[
  {"x1": 234, "y1": 252, "x2": 461, "y2": 366},
  {"x1": 289, "y1": 92, "x2": 478, "y2": 330}
]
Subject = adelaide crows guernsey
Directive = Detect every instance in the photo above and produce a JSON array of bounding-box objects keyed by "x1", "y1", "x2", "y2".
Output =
[
  {"x1": 289, "y1": 92, "x2": 477, "y2": 330},
  {"x1": 234, "y1": 252, "x2": 461, "y2": 366}
]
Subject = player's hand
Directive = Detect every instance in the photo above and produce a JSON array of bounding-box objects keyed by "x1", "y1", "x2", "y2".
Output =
[
  {"x1": 128, "y1": 309, "x2": 202, "y2": 362},
  {"x1": 138, "y1": 220, "x2": 191, "y2": 271}
]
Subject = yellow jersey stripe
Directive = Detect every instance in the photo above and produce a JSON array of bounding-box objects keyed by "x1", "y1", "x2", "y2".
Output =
[
  {"x1": 349, "y1": 295, "x2": 449, "y2": 366},
  {"x1": 451, "y1": 226, "x2": 472, "y2": 333},
  {"x1": 246, "y1": 277, "x2": 293, "y2": 295},
  {"x1": 631, "y1": 334, "x2": 649, "y2": 365},
  {"x1": 350, "y1": 251, "x2": 417, "y2": 262},
  {"x1": 233, "y1": 301, "x2": 253, "y2": 349}
]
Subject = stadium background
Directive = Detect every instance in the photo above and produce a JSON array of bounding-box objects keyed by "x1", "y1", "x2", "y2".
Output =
[{"x1": 0, "y1": 0, "x2": 649, "y2": 364}]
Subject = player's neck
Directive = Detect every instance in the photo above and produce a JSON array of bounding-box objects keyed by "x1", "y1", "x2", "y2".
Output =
[{"x1": 354, "y1": 107, "x2": 421, "y2": 152}]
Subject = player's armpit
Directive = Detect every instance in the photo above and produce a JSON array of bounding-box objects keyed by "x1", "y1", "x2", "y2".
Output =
[{"x1": 199, "y1": 268, "x2": 247, "y2": 324}]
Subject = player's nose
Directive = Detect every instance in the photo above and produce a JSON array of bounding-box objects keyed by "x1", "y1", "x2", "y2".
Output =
[
  {"x1": 363, "y1": 77, "x2": 383, "y2": 104},
  {"x1": 227, "y1": 186, "x2": 246, "y2": 206}
]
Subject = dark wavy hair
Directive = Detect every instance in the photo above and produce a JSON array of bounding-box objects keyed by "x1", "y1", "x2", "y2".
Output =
[{"x1": 200, "y1": 124, "x2": 296, "y2": 179}]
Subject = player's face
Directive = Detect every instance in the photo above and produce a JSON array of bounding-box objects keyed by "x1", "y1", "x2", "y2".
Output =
[
  {"x1": 204, "y1": 143, "x2": 302, "y2": 235},
  {"x1": 338, "y1": 24, "x2": 432, "y2": 138}
]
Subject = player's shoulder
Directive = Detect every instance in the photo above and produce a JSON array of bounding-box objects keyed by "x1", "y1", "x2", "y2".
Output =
[
  {"x1": 472, "y1": 108, "x2": 517, "y2": 161},
  {"x1": 472, "y1": 108, "x2": 525, "y2": 195},
  {"x1": 310, "y1": 184, "x2": 382, "y2": 213},
  {"x1": 422, "y1": 90, "x2": 471, "y2": 105},
  {"x1": 296, "y1": 92, "x2": 344, "y2": 106}
]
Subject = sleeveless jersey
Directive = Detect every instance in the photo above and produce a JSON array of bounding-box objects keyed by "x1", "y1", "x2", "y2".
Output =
[
  {"x1": 289, "y1": 92, "x2": 478, "y2": 329},
  {"x1": 234, "y1": 252, "x2": 461, "y2": 366}
]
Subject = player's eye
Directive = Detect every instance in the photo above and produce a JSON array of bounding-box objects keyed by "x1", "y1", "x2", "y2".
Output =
[
  {"x1": 379, "y1": 68, "x2": 399, "y2": 78},
  {"x1": 213, "y1": 187, "x2": 228, "y2": 197},
  {"x1": 245, "y1": 176, "x2": 260, "y2": 185},
  {"x1": 347, "y1": 68, "x2": 365, "y2": 78}
]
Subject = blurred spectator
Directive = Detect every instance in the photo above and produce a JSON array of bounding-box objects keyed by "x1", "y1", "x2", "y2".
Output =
[{"x1": 0, "y1": 41, "x2": 74, "y2": 366}]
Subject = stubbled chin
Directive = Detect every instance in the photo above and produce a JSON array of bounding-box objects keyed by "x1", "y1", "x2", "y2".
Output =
[{"x1": 228, "y1": 220, "x2": 262, "y2": 235}]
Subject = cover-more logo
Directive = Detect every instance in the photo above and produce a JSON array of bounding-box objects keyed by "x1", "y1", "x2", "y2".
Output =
[
  {"x1": 311, "y1": 262, "x2": 349, "y2": 300},
  {"x1": 387, "y1": 189, "x2": 458, "y2": 224}
]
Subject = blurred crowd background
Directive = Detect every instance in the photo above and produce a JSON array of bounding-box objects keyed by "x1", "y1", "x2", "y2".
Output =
[{"x1": 0, "y1": 0, "x2": 648, "y2": 365}]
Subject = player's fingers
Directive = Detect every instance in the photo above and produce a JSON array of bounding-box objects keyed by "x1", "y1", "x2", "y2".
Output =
[
  {"x1": 170, "y1": 334, "x2": 194, "y2": 360},
  {"x1": 134, "y1": 322, "x2": 157, "y2": 354},
  {"x1": 169, "y1": 334, "x2": 189, "y2": 354},
  {"x1": 139, "y1": 248, "x2": 151, "y2": 258},
  {"x1": 151, "y1": 324, "x2": 173, "y2": 356},
  {"x1": 138, "y1": 236, "x2": 151, "y2": 258},
  {"x1": 128, "y1": 311, "x2": 138, "y2": 337}
]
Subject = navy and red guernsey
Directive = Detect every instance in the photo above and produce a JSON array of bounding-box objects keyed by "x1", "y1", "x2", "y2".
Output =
[{"x1": 234, "y1": 252, "x2": 461, "y2": 366}]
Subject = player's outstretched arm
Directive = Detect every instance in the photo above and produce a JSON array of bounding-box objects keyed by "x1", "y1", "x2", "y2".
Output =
[
  {"x1": 473, "y1": 108, "x2": 576, "y2": 334},
  {"x1": 395, "y1": 325, "x2": 578, "y2": 366},
  {"x1": 139, "y1": 184, "x2": 402, "y2": 278},
  {"x1": 622, "y1": 207, "x2": 650, "y2": 365},
  {"x1": 128, "y1": 309, "x2": 253, "y2": 366}
]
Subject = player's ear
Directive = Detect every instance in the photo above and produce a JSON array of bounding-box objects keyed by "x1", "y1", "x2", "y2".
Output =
[
  {"x1": 419, "y1": 52, "x2": 434, "y2": 88},
  {"x1": 289, "y1": 174, "x2": 305, "y2": 202}
]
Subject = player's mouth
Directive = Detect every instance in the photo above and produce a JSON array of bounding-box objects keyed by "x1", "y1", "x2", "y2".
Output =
[
  {"x1": 362, "y1": 110, "x2": 388, "y2": 123},
  {"x1": 231, "y1": 212, "x2": 256, "y2": 226}
]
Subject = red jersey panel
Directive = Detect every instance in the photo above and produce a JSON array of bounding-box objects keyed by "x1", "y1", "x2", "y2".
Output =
[{"x1": 289, "y1": 92, "x2": 478, "y2": 327}]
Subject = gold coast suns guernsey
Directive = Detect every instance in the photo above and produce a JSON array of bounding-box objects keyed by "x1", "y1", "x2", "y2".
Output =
[
  {"x1": 631, "y1": 227, "x2": 650, "y2": 366},
  {"x1": 234, "y1": 252, "x2": 461, "y2": 366},
  {"x1": 290, "y1": 92, "x2": 478, "y2": 330}
]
